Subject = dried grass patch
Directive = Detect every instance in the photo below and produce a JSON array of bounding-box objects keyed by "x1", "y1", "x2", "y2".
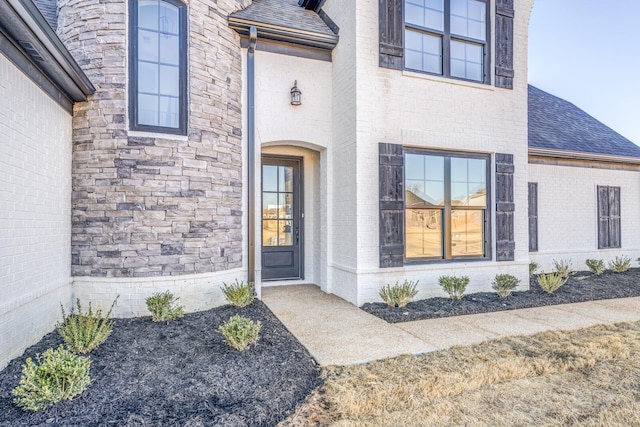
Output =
[{"x1": 283, "y1": 322, "x2": 640, "y2": 426}]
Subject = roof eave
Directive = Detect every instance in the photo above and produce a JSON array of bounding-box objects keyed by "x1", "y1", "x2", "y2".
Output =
[
  {"x1": 2, "y1": 0, "x2": 95, "y2": 101},
  {"x1": 229, "y1": 17, "x2": 338, "y2": 51},
  {"x1": 529, "y1": 147, "x2": 640, "y2": 165}
]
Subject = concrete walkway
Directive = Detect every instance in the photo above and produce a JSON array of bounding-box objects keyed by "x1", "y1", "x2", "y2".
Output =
[{"x1": 262, "y1": 284, "x2": 640, "y2": 366}]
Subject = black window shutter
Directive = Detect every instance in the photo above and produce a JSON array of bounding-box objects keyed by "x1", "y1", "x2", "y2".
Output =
[
  {"x1": 609, "y1": 187, "x2": 621, "y2": 248},
  {"x1": 598, "y1": 186, "x2": 621, "y2": 249},
  {"x1": 379, "y1": 143, "x2": 404, "y2": 267},
  {"x1": 495, "y1": 0, "x2": 514, "y2": 89},
  {"x1": 379, "y1": 0, "x2": 404, "y2": 70},
  {"x1": 495, "y1": 153, "x2": 515, "y2": 261},
  {"x1": 528, "y1": 182, "x2": 538, "y2": 252},
  {"x1": 597, "y1": 186, "x2": 609, "y2": 249}
]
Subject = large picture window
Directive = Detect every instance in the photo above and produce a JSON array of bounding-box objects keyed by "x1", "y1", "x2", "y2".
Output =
[
  {"x1": 405, "y1": 150, "x2": 490, "y2": 260},
  {"x1": 130, "y1": 0, "x2": 187, "y2": 134},
  {"x1": 404, "y1": 0, "x2": 489, "y2": 83}
]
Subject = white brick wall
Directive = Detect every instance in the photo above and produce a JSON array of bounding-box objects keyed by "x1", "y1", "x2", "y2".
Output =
[
  {"x1": 72, "y1": 268, "x2": 244, "y2": 318},
  {"x1": 322, "y1": 0, "x2": 360, "y2": 302},
  {"x1": 529, "y1": 163, "x2": 640, "y2": 272},
  {"x1": 348, "y1": 0, "x2": 535, "y2": 304},
  {"x1": 246, "y1": 0, "x2": 536, "y2": 305},
  {"x1": 0, "y1": 53, "x2": 74, "y2": 369}
]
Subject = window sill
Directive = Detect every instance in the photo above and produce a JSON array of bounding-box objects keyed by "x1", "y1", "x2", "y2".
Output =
[
  {"x1": 404, "y1": 257, "x2": 492, "y2": 266},
  {"x1": 128, "y1": 130, "x2": 189, "y2": 141},
  {"x1": 401, "y1": 69, "x2": 495, "y2": 91}
]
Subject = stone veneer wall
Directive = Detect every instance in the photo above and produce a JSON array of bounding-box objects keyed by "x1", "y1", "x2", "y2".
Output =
[{"x1": 57, "y1": 0, "x2": 250, "y2": 278}]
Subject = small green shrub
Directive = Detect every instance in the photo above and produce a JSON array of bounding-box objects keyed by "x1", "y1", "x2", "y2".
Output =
[
  {"x1": 12, "y1": 346, "x2": 91, "y2": 412},
  {"x1": 439, "y1": 275, "x2": 470, "y2": 300},
  {"x1": 217, "y1": 315, "x2": 262, "y2": 351},
  {"x1": 492, "y1": 274, "x2": 520, "y2": 298},
  {"x1": 609, "y1": 255, "x2": 631, "y2": 273},
  {"x1": 145, "y1": 291, "x2": 184, "y2": 322},
  {"x1": 529, "y1": 262, "x2": 539, "y2": 277},
  {"x1": 56, "y1": 297, "x2": 118, "y2": 354},
  {"x1": 537, "y1": 273, "x2": 566, "y2": 294},
  {"x1": 221, "y1": 280, "x2": 256, "y2": 307},
  {"x1": 379, "y1": 280, "x2": 419, "y2": 308},
  {"x1": 585, "y1": 259, "x2": 605, "y2": 275},
  {"x1": 552, "y1": 259, "x2": 573, "y2": 279}
]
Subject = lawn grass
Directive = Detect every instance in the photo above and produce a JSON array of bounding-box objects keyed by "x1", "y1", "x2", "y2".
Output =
[{"x1": 282, "y1": 321, "x2": 640, "y2": 426}]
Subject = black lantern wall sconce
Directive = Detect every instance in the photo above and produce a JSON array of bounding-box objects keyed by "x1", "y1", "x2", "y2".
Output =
[{"x1": 290, "y1": 80, "x2": 301, "y2": 106}]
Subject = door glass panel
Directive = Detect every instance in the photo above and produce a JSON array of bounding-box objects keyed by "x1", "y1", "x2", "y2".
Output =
[
  {"x1": 281, "y1": 220, "x2": 293, "y2": 245},
  {"x1": 280, "y1": 166, "x2": 293, "y2": 192},
  {"x1": 451, "y1": 209, "x2": 484, "y2": 256},
  {"x1": 405, "y1": 209, "x2": 443, "y2": 258},
  {"x1": 262, "y1": 164, "x2": 295, "y2": 247},
  {"x1": 262, "y1": 193, "x2": 278, "y2": 219},
  {"x1": 262, "y1": 220, "x2": 278, "y2": 246},
  {"x1": 263, "y1": 166, "x2": 278, "y2": 192},
  {"x1": 279, "y1": 193, "x2": 292, "y2": 219}
]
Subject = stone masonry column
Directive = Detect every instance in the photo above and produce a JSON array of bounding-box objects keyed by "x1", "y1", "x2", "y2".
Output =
[{"x1": 57, "y1": 0, "x2": 251, "y2": 278}]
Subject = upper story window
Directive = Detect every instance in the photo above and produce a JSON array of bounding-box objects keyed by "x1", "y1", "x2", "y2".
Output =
[
  {"x1": 130, "y1": 0, "x2": 187, "y2": 135},
  {"x1": 404, "y1": 0, "x2": 489, "y2": 83}
]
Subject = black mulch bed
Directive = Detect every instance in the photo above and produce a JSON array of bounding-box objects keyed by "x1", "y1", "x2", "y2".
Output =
[
  {"x1": 0, "y1": 301, "x2": 320, "y2": 427},
  {"x1": 362, "y1": 268, "x2": 640, "y2": 324}
]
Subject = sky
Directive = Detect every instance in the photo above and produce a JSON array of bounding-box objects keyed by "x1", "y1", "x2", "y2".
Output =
[{"x1": 528, "y1": 0, "x2": 640, "y2": 145}]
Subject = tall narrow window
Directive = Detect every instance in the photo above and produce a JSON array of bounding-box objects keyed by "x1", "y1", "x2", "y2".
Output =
[
  {"x1": 405, "y1": 150, "x2": 490, "y2": 261},
  {"x1": 597, "y1": 186, "x2": 621, "y2": 249},
  {"x1": 130, "y1": 0, "x2": 187, "y2": 134},
  {"x1": 404, "y1": 0, "x2": 489, "y2": 83}
]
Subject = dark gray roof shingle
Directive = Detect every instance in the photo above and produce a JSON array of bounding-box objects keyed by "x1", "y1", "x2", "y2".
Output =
[
  {"x1": 230, "y1": 0, "x2": 336, "y2": 37},
  {"x1": 33, "y1": 0, "x2": 57, "y2": 31},
  {"x1": 528, "y1": 85, "x2": 640, "y2": 159}
]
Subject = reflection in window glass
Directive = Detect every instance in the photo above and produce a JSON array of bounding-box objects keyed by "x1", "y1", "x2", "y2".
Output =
[
  {"x1": 406, "y1": 209, "x2": 443, "y2": 258},
  {"x1": 450, "y1": 156, "x2": 486, "y2": 206},
  {"x1": 450, "y1": 0, "x2": 486, "y2": 40},
  {"x1": 262, "y1": 166, "x2": 278, "y2": 192},
  {"x1": 451, "y1": 210, "x2": 484, "y2": 256},
  {"x1": 405, "y1": 154, "x2": 445, "y2": 206},
  {"x1": 404, "y1": 152, "x2": 488, "y2": 260},
  {"x1": 405, "y1": 0, "x2": 487, "y2": 83},
  {"x1": 134, "y1": 0, "x2": 183, "y2": 130},
  {"x1": 262, "y1": 164, "x2": 295, "y2": 247},
  {"x1": 405, "y1": 29, "x2": 442, "y2": 74},
  {"x1": 450, "y1": 41, "x2": 483, "y2": 82},
  {"x1": 405, "y1": 0, "x2": 444, "y2": 31}
]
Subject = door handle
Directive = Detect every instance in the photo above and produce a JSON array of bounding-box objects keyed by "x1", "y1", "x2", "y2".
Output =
[{"x1": 295, "y1": 227, "x2": 299, "y2": 244}]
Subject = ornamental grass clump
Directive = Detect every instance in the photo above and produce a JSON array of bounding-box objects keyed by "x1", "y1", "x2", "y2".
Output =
[
  {"x1": 609, "y1": 255, "x2": 631, "y2": 273},
  {"x1": 439, "y1": 275, "x2": 469, "y2": 300},
  {"x1": 491, "y1": 274, "x2": 520, "y2": 298},
  {"x1": 56, "y1": 297, "x2": 118, "y2": 354},
  {"x1": 217, "y1": 315, "x2": 262, "y2": 351},
  {"x1": 552, "y1": 259, "x2": 573, "y2": 280},
  {"x1": 221, "y1": 279, "x2": 256, "y2": 308},
  {"x1": 585, "y1": 259, "x2": 605, "y2": 276},
  {"x1": 529, "y1": 262, "x2": 539, "y2": 277},
  {"x1": 379, "y1": 280, "x2": 419, "y2": 308},
  {"x1": 537, "y1": 272, "x2": 565, "y2": 294},
  {"x1": 145, "y1": 291, "x2": 184, "y2": 322},
  {"x1": 12, "y1": 346, "x2": 91, "y2": 412}
]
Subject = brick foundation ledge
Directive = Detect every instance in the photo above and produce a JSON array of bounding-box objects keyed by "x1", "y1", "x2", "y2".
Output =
[{"x1": 72, "y1": 268, "x2": 247, "y2": 318}]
